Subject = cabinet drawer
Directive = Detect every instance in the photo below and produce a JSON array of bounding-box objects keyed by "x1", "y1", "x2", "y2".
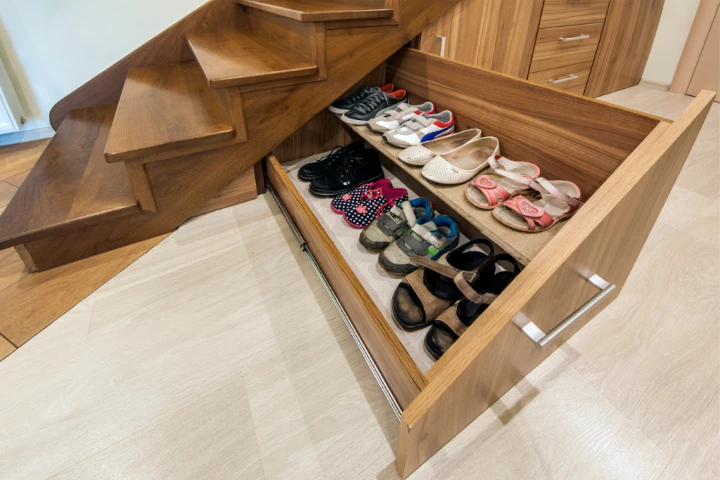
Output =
[
  {"x1": 530, "y1": 23, "x2": 603, "y2": 73},
  {"x1": 528, "y1": 61, "x2": 592, "y2": 94},
  {"x1": 540, "y1": 0, "x2": 610, "y2": 28}
]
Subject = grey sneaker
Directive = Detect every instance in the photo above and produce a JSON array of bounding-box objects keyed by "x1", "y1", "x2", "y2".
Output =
[
  {"x1": 379, "y1": 215, "x2": 460, "y2": 275},
  {"x1": 360, "y1": 198, "x2": 434, "y2": 251}
]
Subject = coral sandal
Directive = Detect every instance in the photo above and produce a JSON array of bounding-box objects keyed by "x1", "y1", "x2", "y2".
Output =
[
  {"x1": 465, "y1": 155, "x2": 541, "y2": 209},
  {"x1": 421, "y1": 137, "x2": 500, "y2": 185},
  {"x1": 492, "y1": 178, "x2": 582, "y2": 232},
  {"x1": 391, "y1": 240, "x2": 494, "y2": 330},
  {"x1": 425, "y1": 254, "x2": 519, "y2": 359}
]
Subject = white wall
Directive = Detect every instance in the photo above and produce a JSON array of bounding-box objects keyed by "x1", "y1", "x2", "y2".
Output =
[
  {"x1": 643, "y1": 0, "x2": 702, "y2": 86},
  {"x1": 0, "y1": 0, "x2": 207, "y2": 131}
]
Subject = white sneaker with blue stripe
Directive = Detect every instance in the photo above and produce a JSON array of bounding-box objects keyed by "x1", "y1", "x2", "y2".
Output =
[{"x1": 383, "y1": 111, "x2": 455, "y2": 148}]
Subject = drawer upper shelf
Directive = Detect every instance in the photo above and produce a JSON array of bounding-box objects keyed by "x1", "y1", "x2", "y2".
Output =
[{"x1": 340, "y1": 121, "x2": 563, "y2": 266}]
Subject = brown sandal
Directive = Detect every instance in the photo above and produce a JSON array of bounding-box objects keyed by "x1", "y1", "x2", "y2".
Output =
[{"x1": 391, "y1": 240, "x2": 494, "y2": 330}]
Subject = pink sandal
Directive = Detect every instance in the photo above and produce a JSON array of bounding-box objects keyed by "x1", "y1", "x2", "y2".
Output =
[
  {"x1": 465, "y1": 155, "x2": 541, "y2": 210},
  {"x1": 492, "y1": 178, "x2": 581, "y2": 232}
]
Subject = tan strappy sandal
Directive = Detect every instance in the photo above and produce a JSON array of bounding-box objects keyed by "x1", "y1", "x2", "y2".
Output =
[{"x1": 391, "y1": 240, "x2": 494, "y2": 330}]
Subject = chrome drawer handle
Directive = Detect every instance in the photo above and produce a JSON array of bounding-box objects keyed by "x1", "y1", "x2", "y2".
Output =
[
  {"x1": 436, "y1": 36, "x2": 447, "y2": 57},
  {"x1": 514, "y1": 274, "x2": 616, "y2": 349},
  {"x1": 559, "y1": 34, "x2": 590, "y2": 42},
  {"x1": 548, "y1": 74, "x2": 579, "y2": 85}
]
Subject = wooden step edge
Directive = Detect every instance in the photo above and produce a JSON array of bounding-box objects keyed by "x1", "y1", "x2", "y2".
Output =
[
  {"x1": 235, "y1": 0, "x2": 394, "y2": 22},
  {"x1": 104, "y1": 126, "x2": 237, "y2": 164},
  {"x1": 203, "y1": 64, "x2": 319, "y2": 90},
  {"x1": 0, "y1": 203, "x2": 140, "y2": 251}
]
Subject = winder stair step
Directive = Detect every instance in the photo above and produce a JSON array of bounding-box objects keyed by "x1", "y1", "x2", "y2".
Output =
[
  {"x1": 187, "y1": 28, "x2": 319, "y2": 89},
  {"x1": 235, "y1": 0, "x2": 394, "y2": 22},
  {"x1": 0, "y1": 104, "x2": 140, "y2": 250},
  {"x1": 104, "y1": 62, "x2": 236, "y2": 164}
]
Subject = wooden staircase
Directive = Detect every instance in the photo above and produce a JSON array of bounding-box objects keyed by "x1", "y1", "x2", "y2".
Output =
[{"x1": 0, "y1": 0, "x2": 459, "y2": 271}]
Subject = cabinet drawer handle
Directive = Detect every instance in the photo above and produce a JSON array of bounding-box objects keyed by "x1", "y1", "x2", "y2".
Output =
[
  {"x1": 559, "y1": 34, "x2": 590, "y2": 42},
  {"x1": 437, "y1": 36, "x2": 447, "y2": 57},
  {"x1": 514, "y1": 274, "x2": 616, "y2": 349},
  {"x1": 548, "y1": 74, "x2": 579, "y2": 85}
]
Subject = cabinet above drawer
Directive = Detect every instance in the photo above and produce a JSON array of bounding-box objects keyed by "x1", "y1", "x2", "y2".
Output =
[
  {"x1": 540, "y1": 0, "x2": 611, "y2": 28},
  {"x1": 529, "y1": 23, "x2": 603, "y2": 74},
  {"x1": 528, "y1": 61, "x2": 593, "y2": 94}
]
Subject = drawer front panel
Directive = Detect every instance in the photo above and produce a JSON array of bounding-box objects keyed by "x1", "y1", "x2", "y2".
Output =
[
  {"x1": 528, "y1": 61, "x2": 593, "y2": 94},
  {"x1": 530, "y1": 23, "x2": 603, "y2": 73},
  {"x1": 266, "y1": 155, "x2": 426, "y2": 410},
  {"x1": 540, "y1": 0, "x2": 610, "y2": 28}
]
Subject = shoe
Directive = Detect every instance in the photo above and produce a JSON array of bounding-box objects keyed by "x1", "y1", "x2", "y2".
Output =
[
  {"x1": 465, "y1": 155, "x2": 541, "y2": 209},
  {"x1": 424, "y1": 254, "x2": 519, "y2": 359},
  {"x1": 309, "y1": 149, "x2": 383, "y2": 197},
  {"x1": 379, "y1": 215, "x2": 459, "y2": 275},
  {"x1": 421, "y1": 136, "x2": 500, "y2": 185},
  {"x1": 391, "y1": 240, "x2": 494, "y2": 330},
  {"x1": 492, "y1": 178, "x2": 581, "y2": 232},
  {"x1": 328, "y1": 84, "x2": 394, "y2": 114},
  {"x1": 368, "y1": 102, "x2": 435, "y2": 133},
  {"x1": 360, "y1": 198, "x2": 434, "y2": 250},
  {"x1": 398, "y1": 129, "x2": 482, "y2": 167},
  {"x1": 342, "y1": 187, "x2": 408, "y2": 229},
  {"x1": 340, "y1": 90, "x2": 408, "y2": 125},
  {"x1": 383, "y1": 111, "x2": 455, "y2": 147},
  {"x1": 331, "y1": 179, "x2": 392, "y2": 214},
  {"x1": 298, "y1": 141, "x2": 365, "y2": 182}
]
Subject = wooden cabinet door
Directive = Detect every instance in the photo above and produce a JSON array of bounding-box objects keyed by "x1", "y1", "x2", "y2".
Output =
[
  {"x1": 417, "y1": 0, "x2": 544, "y2": 78},
  {"x1": 395, "y1": 91, "x2": 715, "y2": 478},
  {"x1": 688, "y1": 6, "x2": 720, "y2": 96}
]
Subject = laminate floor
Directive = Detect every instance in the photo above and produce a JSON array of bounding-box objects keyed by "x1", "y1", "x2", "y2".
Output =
[{"x1": 0, "y1": 87, "x2": 717, "y2": 479}]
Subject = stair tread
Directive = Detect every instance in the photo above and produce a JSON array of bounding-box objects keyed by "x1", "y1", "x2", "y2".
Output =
[
  {"x1": 0, "y1": 104, "x2": 140, "y2": 249},
  {"x1": 104, "y1": 62, "x2": 236, "y2": 163},
  {"x1": 187, "y1": 28, "x2": 319, "y2": 89},
  {"x1": 235, "y1": 0, "x2": 394, "y2": 22}
]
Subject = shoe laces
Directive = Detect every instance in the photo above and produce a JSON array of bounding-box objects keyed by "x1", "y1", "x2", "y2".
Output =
[
  {"x1": 353, "y1": 92, "x2": 388, "y2": 114},
  {"x1": 343, "y1": 86, "x2": 375, "y2": 104},
  {"x1": 321, "y1": 145, "x2": 351, "y2": 170}
]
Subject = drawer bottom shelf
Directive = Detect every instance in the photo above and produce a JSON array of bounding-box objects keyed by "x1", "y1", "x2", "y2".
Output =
[{"x1": 281, "y1": 153, "x2": 460, "y2": 373}]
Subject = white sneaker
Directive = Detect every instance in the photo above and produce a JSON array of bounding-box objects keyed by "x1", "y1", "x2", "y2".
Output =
[
  {"x1": 368, "y1": 102, "x2": 435, "y2": 133},
  {"x1": 398, "y1": 129, "x2": 482, "y2": 167},
  {"x1": 421, "y1": 137, "x2": 500, "y2": 185},
  {"x1": 383, "y1": 111, "x2": 455, "y2": 147}
]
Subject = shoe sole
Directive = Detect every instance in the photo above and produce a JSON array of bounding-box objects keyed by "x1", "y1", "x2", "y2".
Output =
[
  {"x1": 309, "y1": 173, "x2": 384, "y2": 197},
  {"x1": 341, "y1": 114, "x2": 371, "y2": 126},
  {"x1": 328, "y1": 106, "x2": 350, "y2": 114}
]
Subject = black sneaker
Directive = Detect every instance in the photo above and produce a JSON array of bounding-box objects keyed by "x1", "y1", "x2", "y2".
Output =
[
  {"x1": 309, "y1": 149, "x2": 384, "y2": 197},
  {"x1": 341, "y1": 90, "x2": 408, "y2": 126},
  {"x1": 298, "y1": 141, "x2": 364, "y2": 182},
  {"x1": 328, "y1": 84, "x2": 395, "y2": 114}
]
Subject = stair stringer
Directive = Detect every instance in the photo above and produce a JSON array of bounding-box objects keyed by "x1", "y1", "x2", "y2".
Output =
[{"x1": 28, "y1": 0, "x2": 462, "y2": 270}]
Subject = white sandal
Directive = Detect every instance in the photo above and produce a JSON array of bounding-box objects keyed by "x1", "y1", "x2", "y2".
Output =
[
  {"x1": 465, "y1": 155, "x2": 541, "y2": 209},
  {"x1": 398, "y1": 129, "x2": 482, "y2": 167},
  {"x1": 421, "y1": 137, "x2": 500, "y2": 185}
]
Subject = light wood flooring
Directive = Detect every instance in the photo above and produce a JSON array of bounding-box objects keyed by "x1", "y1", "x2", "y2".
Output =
[{"x1": 0, "y1": 86, "x2": 717, "y2": 479}]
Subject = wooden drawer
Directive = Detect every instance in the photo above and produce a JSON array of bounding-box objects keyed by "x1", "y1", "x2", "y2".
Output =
[
  {"x1": 528, "y1": 61, "x2": 592, "y2": 94},
  {"x1": 267, "y1": 49, "x2": 714, "y2": 479},
  {"x1": 540, "y1": 0, "x2": 610, "y2": 28},
  {"x1": 530, "y1": 23, "x2": 603, "y2": 73}
]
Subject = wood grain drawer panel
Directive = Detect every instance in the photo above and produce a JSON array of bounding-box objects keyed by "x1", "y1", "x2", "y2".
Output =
[
  {"x1": 528, "y1": 61, "x2": 593, "y2": 94},
  {"x1": 266, "y1": 154, "x2": 426, "y2": 410},
  {"x1": 540, "y1": 0, "x2": 610, "y2": 28},
  {"x1": 530, "y1": 23, "x2": 603, "y2": 73}
]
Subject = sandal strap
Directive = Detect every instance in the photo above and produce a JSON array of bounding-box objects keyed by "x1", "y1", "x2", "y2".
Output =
[
  {"x1": 403, "y1": 269, "x2": 454, "y2": 323},
  {"x1": 471, "y1": 175, "x2": 512, "y2": 207},
  {"x1": 501, "y1": 196, "x2": 554, "y2": 231},
  {"x1": 435, "y1": 308, "x2": 467, "y2": 338},
  {"x1": 529, "y1": 177, "x2": 581, "y2": 208},
  {"x1": 409, "y1": 255, "x2": 495, "y2": 304}
]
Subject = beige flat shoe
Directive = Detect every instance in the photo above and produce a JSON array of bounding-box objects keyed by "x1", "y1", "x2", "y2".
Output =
[
  {"x1": 421, "y1": 137, "x2": 500, "y2": 185},
  {"x1": 398, "y1": 129, "x2": 482, "y2": 167}
]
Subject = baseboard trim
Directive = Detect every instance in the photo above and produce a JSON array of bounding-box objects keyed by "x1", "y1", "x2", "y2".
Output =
[
  {"x1": 639, "y1": 79, "x2": 670, "y2": 92},
  {"x1": 0, "y1": 127, "x2": 55, "y2": 147}
]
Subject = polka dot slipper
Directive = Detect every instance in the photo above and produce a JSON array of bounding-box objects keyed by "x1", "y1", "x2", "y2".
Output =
[
  {"x1": 330, "y1": 178, "x2": 392, "y2": 215},
  {"x1": 343, "y1": 187, "x2": 409, "y2": 229},
  {"x1": 465, "y1": 155, "x2": 541, "y2": 210}
]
